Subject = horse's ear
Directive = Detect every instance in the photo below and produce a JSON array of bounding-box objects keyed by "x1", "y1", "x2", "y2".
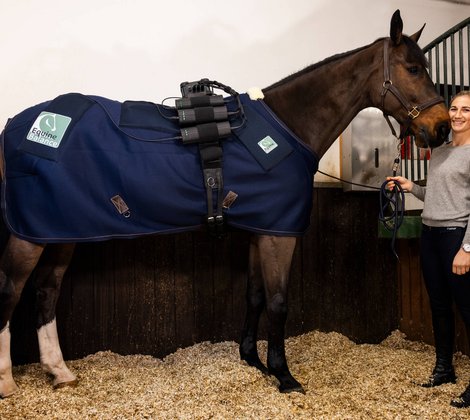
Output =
[
  {"x1": 390, "y1": 9, "x2": 403, "y2": 45},
  {"x1": 410, "y1": 23, "x2": 426, "y2": 43}
]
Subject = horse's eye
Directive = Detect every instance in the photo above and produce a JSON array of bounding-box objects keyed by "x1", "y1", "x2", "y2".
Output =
[{"x1": 407, "y1": 66, "x2": 419, "y2": 75}]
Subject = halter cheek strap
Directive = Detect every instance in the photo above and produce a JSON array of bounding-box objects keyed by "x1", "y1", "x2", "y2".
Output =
[{"x1": 380, "y1": 39, "x2": 444, "y2": 140}]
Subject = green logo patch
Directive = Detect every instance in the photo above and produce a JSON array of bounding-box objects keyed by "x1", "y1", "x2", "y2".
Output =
[
  {"x1": 258, "y1": 136, "x2": 278, "y2": 154},
  {"x1": 26, "y1": 112, "x2": 71, "y2": 148}
]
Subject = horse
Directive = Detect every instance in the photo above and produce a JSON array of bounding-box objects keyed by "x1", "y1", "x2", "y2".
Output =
[{"x1": 0, "y1": 10, "x2": 450, "y2": 397}]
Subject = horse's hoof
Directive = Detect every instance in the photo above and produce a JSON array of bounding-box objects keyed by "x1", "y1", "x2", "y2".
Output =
[
  {"x1": 241, "y1": 356, "x2": 269, "y2": 375},
  {"x1": 0, "y1": 382, "x2": 19, "y2": 398},
  {"x1": 279, "y1": 383, "x2": 305, "y2": 394},
  {"x1": 277, "y1": 376, "x2": 305, "y2": 394},
  {"x1": 53, "y1": 378, "x2": 79, "y2": 390}
]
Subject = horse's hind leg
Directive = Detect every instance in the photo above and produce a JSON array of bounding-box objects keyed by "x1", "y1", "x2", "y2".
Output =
[
  {"x1": 240, "y1": 235, "x2": 269, "y2": 374},
  {"x1": 259, "y1": 235, "x2": 303, "y2": 393},
  {"x1": 34, "y1": 243, "x2": 77, "y2": 389},
  {"x1": 0, "y1": 236, "x2": 45, "y2": 398}
]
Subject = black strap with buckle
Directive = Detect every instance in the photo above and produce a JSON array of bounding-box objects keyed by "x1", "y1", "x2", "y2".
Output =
[{"x1": 177, "y1": 79, "x2": 243, "y2": 237}]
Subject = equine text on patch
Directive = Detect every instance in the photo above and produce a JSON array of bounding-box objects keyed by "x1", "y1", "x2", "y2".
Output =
[{"x1": 26, "y1": 112, "x2": 71, "y2": 148}]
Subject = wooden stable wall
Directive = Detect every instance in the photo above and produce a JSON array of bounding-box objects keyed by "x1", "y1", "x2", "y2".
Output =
[
  {"x1": 397, "y1": 239, "x2": 470, "y2": 355},
  {"x1": 10, "y1": 187, "x2": 398, "y2": 365}
]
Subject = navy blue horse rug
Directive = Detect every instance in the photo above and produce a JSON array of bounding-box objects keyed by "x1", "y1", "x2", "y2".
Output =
[{"x1": 1, "y1": 93, "x2": 318, "y2": 243}]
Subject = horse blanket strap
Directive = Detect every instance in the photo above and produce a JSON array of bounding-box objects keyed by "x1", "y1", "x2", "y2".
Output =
[
  {"x1": 1, "y1": 93, "x2": 318, "y2": 243},
  {"x1": 199, "y1": 141, "x2": 224, "y2": 237},
  {"x1": 175, "y1": 82, "x2": 233, "y2": 237}
]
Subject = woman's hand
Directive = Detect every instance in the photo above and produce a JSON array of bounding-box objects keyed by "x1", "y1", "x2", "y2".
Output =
[
  {"x1": 452, "y1": 248, "x2": 470, "y2": 275},
  {"x1": 386, "y1": 176, "x2": 413, "y2": 192}
]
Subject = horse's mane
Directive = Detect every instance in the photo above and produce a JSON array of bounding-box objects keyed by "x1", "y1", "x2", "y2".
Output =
[{"x1": 264, "y1": 36, "x2": 428, "y2": 91}]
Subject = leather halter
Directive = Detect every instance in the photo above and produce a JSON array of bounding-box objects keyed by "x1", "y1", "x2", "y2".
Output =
[{"x1": 380, "y1": 38, "x2": 444, "y2": 140}]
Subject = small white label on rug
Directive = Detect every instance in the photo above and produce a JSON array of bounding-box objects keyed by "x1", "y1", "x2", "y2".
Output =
[
  {"x1": 26, "y1": 112, "x2": 72, "y2": 148},
  {"x1": 258, "y1": 136, "x2": 278, "y2": 154}
]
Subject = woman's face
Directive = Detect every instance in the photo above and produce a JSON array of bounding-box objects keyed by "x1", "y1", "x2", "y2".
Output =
[{"x1": 449, "y1": 95, "x2": 470, "y2": 135}]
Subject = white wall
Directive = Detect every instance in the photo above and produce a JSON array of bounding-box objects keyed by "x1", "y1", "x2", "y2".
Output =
[{"x1": 1, "y1": 0, "x2": 468, "y2": 181}]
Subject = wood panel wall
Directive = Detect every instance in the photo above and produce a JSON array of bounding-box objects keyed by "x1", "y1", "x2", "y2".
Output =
[{"x1": 9, "y1": 187, "x2": 398, "y2": 365}]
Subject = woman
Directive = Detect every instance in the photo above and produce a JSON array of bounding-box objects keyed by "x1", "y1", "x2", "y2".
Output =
[{"x1": 388, "y1": 90, "x2": 470, "y2": 408}]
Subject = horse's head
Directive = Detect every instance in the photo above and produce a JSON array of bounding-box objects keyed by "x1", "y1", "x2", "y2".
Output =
[{"x1": 378, "y1": 10, "x2": 450, "y2": 148}]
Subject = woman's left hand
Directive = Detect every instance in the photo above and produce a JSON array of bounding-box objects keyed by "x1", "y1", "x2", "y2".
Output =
[{"x1": 452, "y1": 248, "x2": 470, "y2": 275}]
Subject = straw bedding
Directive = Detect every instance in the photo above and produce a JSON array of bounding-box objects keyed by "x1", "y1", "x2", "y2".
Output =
[{"x1": 2, "y1": 330, "x2": 470, "y2": 419}]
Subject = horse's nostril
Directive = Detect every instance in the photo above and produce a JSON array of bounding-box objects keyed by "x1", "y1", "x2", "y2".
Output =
[{"x1": 438, "y1": 122, "x2": 450, "y2": 140}]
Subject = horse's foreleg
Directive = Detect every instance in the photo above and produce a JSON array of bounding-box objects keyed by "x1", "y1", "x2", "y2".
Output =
[
  {"x1": 34, "y1": 244, "x2": 77, "y2": 389},
  {"x1": 240, "y1": 235, "x2": 268, "y2": 373},
  {"x1": 259, "y1": 235, "x2": 304, "y2": 393},
  {"x1": 0, "y1": 236, "x2": 45, "y2": 398},
  {"x1": 0, "y1": 323, "x2": 16, "y2": 398}
]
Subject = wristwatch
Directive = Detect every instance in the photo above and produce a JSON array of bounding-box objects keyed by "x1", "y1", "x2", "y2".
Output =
[{"x1": 463, "y1": 244, "x2": 470, "y2": 252}]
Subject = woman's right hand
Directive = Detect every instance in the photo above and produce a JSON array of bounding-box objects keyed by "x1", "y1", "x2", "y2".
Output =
[{"x1": 386, "y1": 176, "x2": 413, "y2": 192}]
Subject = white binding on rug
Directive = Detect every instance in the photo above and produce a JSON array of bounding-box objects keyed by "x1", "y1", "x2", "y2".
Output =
[{"x1": 247, "y1": 87, "x2": 265, "y2": 100}]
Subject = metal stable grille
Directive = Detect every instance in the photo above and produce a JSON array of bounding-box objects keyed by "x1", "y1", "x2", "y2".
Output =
[{"x1": 402, "y1": 16, "x2": 470, "y2": 182}]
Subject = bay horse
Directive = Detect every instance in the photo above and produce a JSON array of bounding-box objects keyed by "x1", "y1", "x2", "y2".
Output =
[{"x1": 0, "y1": 10, "x2": 450, "y2": 397}]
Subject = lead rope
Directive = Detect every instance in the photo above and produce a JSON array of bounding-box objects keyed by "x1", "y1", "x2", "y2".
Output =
[
  {"x1": 317, "y1": 140, "x2": 405, "y2": 260},
  {"x1": 378, "y1": 140, "x2": 405, "y2": 259}
]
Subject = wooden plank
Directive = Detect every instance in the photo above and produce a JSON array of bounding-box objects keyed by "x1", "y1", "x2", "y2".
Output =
[
  {"x1": 315, "y1": 188, "x2": 338, "y2": 332},
  {"x1": 128, "y1": 236, "x2": 158, "y2": 354},
  {"x1": 192, "y1": 231, "x2": 215, "y2": 343},
  {"x1": 174, "y1": 232, "x2": 196, "y2": 349},
  {"x1": 92, "y1": 241, "x2": 117, "y2": 354},
  {"x1": 111, "y1": 239, "x2": 136, "y2": 355},
  {"x1": 212, "y1": 233, "x2": 233, "y2": 342},
  {"x1": 153, "y1": 235, "x2": 177, "y2": 357},
  {"x1": 66, "y1": 244, "x2": 97, "y2": 358},
  {"x1": 397, "y1": 240, "x2": 412, "y2": 336}
]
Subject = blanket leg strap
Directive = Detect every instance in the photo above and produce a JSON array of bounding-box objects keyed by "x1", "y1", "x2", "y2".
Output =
[{"x1": 199, "y1": 141, "x2": 225, "y2": 238}]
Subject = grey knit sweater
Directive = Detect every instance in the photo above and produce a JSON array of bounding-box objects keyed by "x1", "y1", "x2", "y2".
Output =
[{"x1": 411, "y1": 142, "x2": 470, "y2": 245}]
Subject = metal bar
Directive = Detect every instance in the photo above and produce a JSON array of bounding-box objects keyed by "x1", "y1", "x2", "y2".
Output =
[
  {"x1": 424, "y1": 150, "x2": 428, "y2": 179},
  {"x1": 427, "y1": 50, "x2": 433, "y2": 82},
  {"x1": 423, "y1": 17, "x2": 470, "y2": 52},
  {"x1": 467, "y1": 24, "x2": 470, "y2": 89},
  {"x1": 416, "y1": 140, "x2": 421, "y2": 180},
  {"x1": 403, "y1": 139, "x2": 409, "y2": 179},
  {"x1": 435, "y1": 43, "x2": 441, "y2": 96},
  {"x1": 443, "y1": 39, "x2": 449, "y2": 105},
  {"x1": 451, "y1": 33, "x2": 456, "y2": 97},
  {"x1": 458, "y1": 29, "x2": 463, "y2": 92}
]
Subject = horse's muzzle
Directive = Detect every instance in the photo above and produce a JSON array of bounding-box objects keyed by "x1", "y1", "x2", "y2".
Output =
[
  {"x1": 414, "y1": 119, "x2": 450, "y2": 149},
  {"x1": 437, "y1": 121, "x2": 451, "y2": 143}
]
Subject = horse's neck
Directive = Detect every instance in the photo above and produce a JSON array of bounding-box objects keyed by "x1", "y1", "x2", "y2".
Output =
[{"x1": 263, "y1": 44, "x2": 381, "y2": 158}]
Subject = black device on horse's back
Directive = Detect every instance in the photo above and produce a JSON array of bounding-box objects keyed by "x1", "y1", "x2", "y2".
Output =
[{"x1": 177, "y1": 79, "x2": 238, "y2": 238}]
